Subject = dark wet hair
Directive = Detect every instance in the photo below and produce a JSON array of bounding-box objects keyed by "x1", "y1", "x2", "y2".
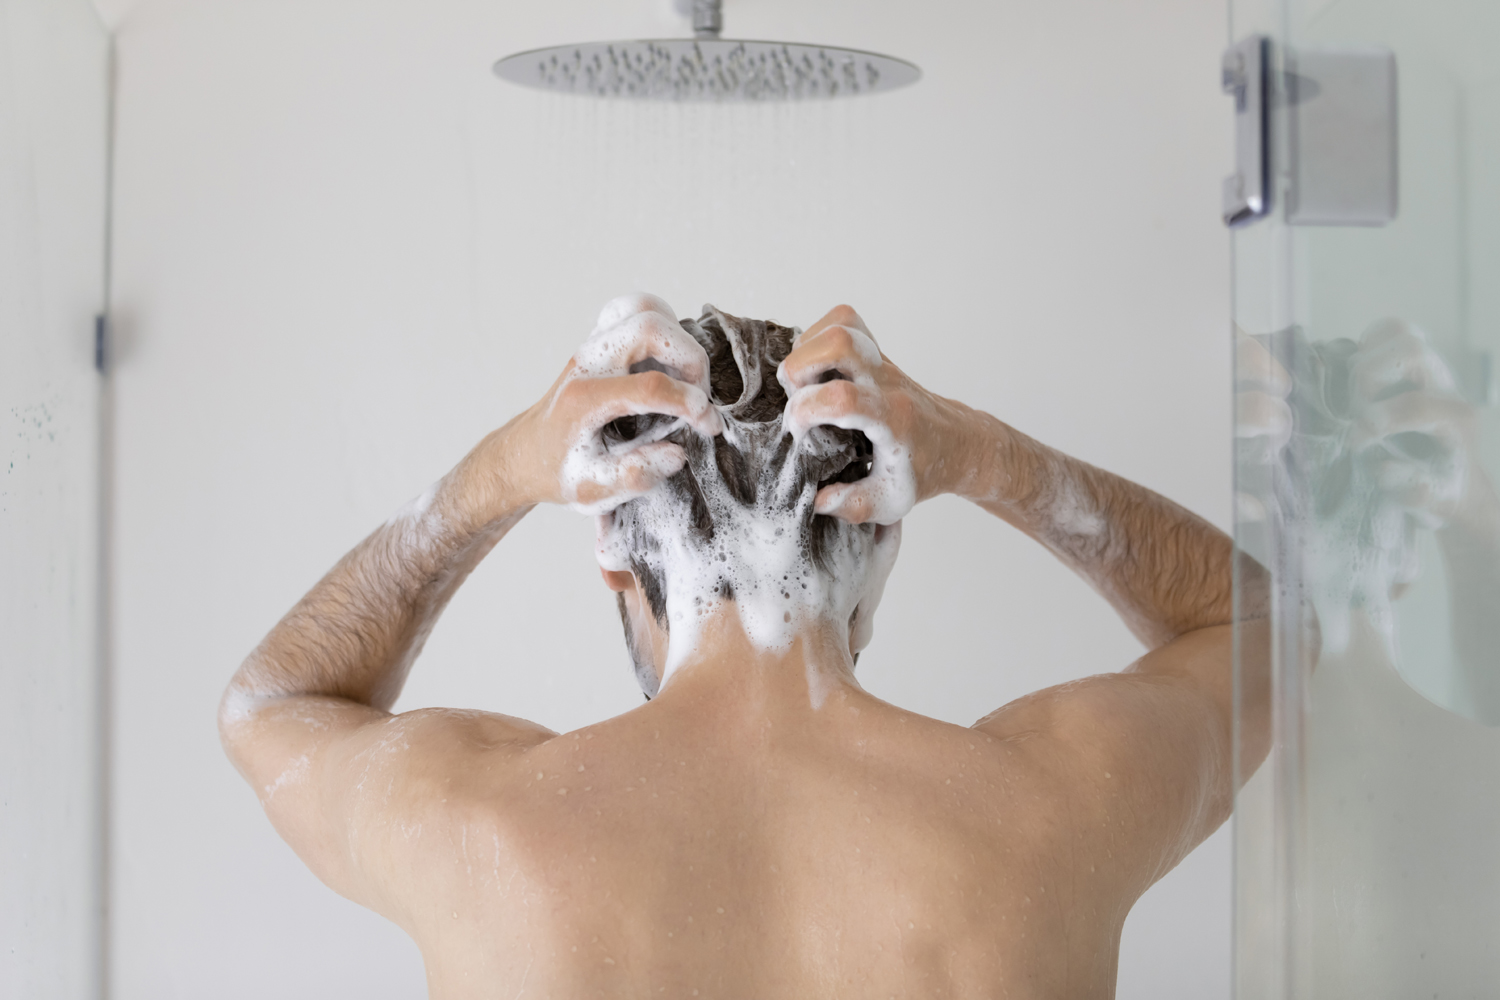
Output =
[{"x1": 603, "y1": 306, "x2": 873, "y2": 628}]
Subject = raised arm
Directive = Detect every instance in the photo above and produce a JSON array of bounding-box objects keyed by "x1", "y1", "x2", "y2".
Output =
[
  {"x1": 219, "y1": 294, "x2": 722, "y2": 915},
  {"x1": 780, "y1": 305, "x2": 1240, "y2": 646},
  {"x1": 782, "y1": 305, "x2": 1270, "y2": 896}
]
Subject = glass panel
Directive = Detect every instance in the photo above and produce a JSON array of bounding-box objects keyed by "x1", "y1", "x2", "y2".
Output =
[
  {"x1": 0, "y1": 0, "x2": 110, "y2": 996},
  {"x1": 1231, "y1": 0, "x2": 1500, "y2": 996}
]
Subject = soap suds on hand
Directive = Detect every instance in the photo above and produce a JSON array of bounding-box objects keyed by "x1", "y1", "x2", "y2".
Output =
[{"x1": 589, "y1": 298, "x2": 900, "y2": 698}]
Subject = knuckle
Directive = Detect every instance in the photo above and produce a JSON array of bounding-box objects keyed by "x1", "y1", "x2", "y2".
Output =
[
  {"x1": 822, "y1": 379, "x2": 861, "y2": 410},
  {"x1": 557, "y1": 377, "x2": 590, "y2": 408},
  {"x1": 821, "y1": 325, "x2": 857, "y2": 355},
  {"x1": 638, "y1": 369, "x2": 679, "y2": 400}
]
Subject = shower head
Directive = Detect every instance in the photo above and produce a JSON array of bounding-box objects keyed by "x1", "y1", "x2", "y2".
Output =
[{"x1": 492, "y1": 0, "x2": 920, "y2": 102}]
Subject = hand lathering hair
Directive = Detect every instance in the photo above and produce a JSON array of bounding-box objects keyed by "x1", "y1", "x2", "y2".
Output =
[{"x1": 601, "y1": 305, "x2": 876, "y2": 696}]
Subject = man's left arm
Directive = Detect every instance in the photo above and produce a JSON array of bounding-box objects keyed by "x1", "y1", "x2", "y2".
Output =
[{"x1": 781, "y1": 305, "x2": 1272, "y2": 899}]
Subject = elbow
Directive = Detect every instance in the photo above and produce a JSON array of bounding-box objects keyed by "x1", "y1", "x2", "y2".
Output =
[{"x1": 217, "y1": 677, "x2": 263, "y2": 778}]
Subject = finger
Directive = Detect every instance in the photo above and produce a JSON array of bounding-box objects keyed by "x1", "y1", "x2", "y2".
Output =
[
  {"x1": 574, "y1": 371, "x2": 724, "y2": 439},
  {"x1": 1235, "y1": 390, "x2": 1293, "y2": 447},
  {"x1": 1235, "y1": 334, "x2": 1292, "y2": 397},
  {"x1": 814, "y1": 481, "x2": 874, "y2": 523},
  {"x1": 1373, "y1": 458, "x2": 1459, "y2": 526},
  {"x1": 813, "y1": 466, "x2": 913, "y2": 526},
  {"x1": 800, "y1": 304, "x2": 874, "y2": 346},
  {"x1": 1358, "y1": 316, "x2": 1427, "y2": 352},
  {"x1": 567, "y1": 441, "x2": 687, "y2": 515},
  {"x1": 1235, "y1": 491, "x2": 1270, "y2": 523},
  {"x1": 1351, "y1": 393, "x2": 1470, "y2": 451},
  {"x1": 783, "y1": 379, "x2": 886, "y2": 440},
  {"x1": 1350, "y1": 329, "x2": 1457, "y2": 403},
  {"x1": 575, "y1": 309, "x2": 712, "y2": 391},
  {"x1": 613, "y1": 441, "x2": 689, "y2": 496},
  {"x1": 592, "y1": 292, "x2": 676, "y2": 335},
  {"x1": 779, "y1": 323, "x2": 885, "y2": 393}
]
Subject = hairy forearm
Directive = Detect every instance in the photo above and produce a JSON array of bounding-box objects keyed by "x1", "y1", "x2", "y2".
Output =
[
  {"x1": 955, "y1": 412, "x2": 1234, "y2": 648},
  {"x1": 225, "y1": 428, "x2": 532, "y2": 713}
]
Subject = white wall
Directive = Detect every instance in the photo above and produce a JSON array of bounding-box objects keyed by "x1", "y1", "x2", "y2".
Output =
[
  {"x1": 104, "y1": 0, "x2": 1233, "y2": 996},
  {"x1": 0, "y1": 0, "x2": 109, "y2": 996}
]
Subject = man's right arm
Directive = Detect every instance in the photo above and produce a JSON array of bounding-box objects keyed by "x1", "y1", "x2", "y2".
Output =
[{"x1": 219, "y1": 295, "x2": 723, "y2": 917}]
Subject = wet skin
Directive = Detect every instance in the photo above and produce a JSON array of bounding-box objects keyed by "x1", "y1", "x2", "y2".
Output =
[{"x1": 222, "y1": 302, "x2": 1267, "y2": 998}]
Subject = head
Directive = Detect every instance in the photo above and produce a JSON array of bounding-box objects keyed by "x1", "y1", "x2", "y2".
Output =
[
  {"x1": 595, "y1": 304, "x2": 902, "y2": 698},
  {"x1": 1265, "y1": 326, "x2": 1427, "y2": 659}
]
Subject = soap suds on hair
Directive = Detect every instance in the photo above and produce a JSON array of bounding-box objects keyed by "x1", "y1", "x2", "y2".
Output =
[{"x1": 589, "y1": 297, "x2": 897, "y2": 697}]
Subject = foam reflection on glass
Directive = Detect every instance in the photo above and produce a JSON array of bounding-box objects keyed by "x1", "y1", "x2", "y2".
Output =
[{"x1": 1236, "y1": 320, "x2": 1500, "y2": 725}]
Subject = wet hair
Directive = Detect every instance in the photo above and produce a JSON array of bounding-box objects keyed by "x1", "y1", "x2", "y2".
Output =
[{"x1": 604, "y1": 306, "x2": 873, "y2": 677}]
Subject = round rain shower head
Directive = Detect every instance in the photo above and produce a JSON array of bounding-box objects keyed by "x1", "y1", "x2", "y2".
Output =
[
  {"x1": 494, "y1": 39, "x2": 919, "y2": 102},
  {"x1": 492, "y1": 1, "x2": 919, "y2": 102}
]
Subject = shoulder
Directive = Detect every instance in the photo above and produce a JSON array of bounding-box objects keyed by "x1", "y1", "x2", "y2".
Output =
[
  {"x1": 971, "y1": 630, "x2": 1234, "y2": 899},
  {"x1": 335, "y1": 707, "x2": 561, "y2": 835},
  {"x1": 236, "y1": 699, "x2": 560, "y2": 923}
]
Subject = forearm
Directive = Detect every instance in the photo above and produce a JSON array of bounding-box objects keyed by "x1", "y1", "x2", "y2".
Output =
[
  {"x1": 225, "y1": 426, "x2": 533, "y2": 713},
  {"x1": 954, "y1": 411, "x2": 1234, "y2": 648}
]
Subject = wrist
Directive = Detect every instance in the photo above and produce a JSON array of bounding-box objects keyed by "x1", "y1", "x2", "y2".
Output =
[
  {"x1": 446, "y1": 420, "x2": 542, "y2": 534},
  {"x1": 939, "y1": 405, "x2": 1027, "y2": 505}
]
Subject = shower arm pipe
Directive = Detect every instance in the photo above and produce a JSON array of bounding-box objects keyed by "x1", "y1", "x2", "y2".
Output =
[{"x1": 693, "y1": 0, "x2": 722, "y2": 39}]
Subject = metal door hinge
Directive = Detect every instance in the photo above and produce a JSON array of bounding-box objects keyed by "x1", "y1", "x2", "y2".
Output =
[
  {"x1": 94, "y1": 314, "x2": 109, "y2": 374},
  {"x1": 1286, "y1": 46, "x2": 1398, "y2": 226},
  {"x1": 1223, "y1": 35, "x2": 1270, "y2": 228}
]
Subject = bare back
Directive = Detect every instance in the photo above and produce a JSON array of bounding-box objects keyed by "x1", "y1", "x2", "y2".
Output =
[{"x1": 354, "y1": 660, "x2": 1226, "y2": 1000}]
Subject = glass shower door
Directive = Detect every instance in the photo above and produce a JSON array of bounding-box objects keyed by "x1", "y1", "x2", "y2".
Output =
[{"x1": 1230, "y1": 0, "x2": 1500, "y2": 996}]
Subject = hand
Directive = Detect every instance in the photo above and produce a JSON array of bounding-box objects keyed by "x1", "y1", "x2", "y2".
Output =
[
  {"x1": 779, "y1": 305, "x2": 972, "y2": 525},
  {"x1": 1347, "y1": 319, "x2": 1487, "y2": 530},
  {"x1": 503, "y1": 294, "x2": 724, "y2": 515}
]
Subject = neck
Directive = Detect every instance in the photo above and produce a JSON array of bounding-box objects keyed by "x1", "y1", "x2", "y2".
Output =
[{"x1": 654, "y1": 602, "x2": 862, "y2": 713}]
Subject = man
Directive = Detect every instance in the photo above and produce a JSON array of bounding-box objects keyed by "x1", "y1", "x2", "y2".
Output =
[{"x1": 221, "y1": 294, "x2": 1267, "y2": 998}]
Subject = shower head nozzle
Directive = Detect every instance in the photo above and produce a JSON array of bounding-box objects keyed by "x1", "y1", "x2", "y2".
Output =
[{"x1": 492, "y1": 3, "x2": 919, "y2": 102}]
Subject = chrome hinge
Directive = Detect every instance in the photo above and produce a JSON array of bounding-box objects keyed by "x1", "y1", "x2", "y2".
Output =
[
  {"x1": 94, "y1": 314, "x2": 109, "y2": 374},
  {"x1": 1285, "y1": 46, "x2": 1398, "y2": 226},
  {"x1": 1223, "y1": 35, "x2": 1271, "y2": 228}
]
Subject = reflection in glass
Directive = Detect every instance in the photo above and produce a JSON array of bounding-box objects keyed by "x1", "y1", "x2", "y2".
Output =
[{"x1": 1232, "y1": 1, "x2": 1500, "y2": 996}]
